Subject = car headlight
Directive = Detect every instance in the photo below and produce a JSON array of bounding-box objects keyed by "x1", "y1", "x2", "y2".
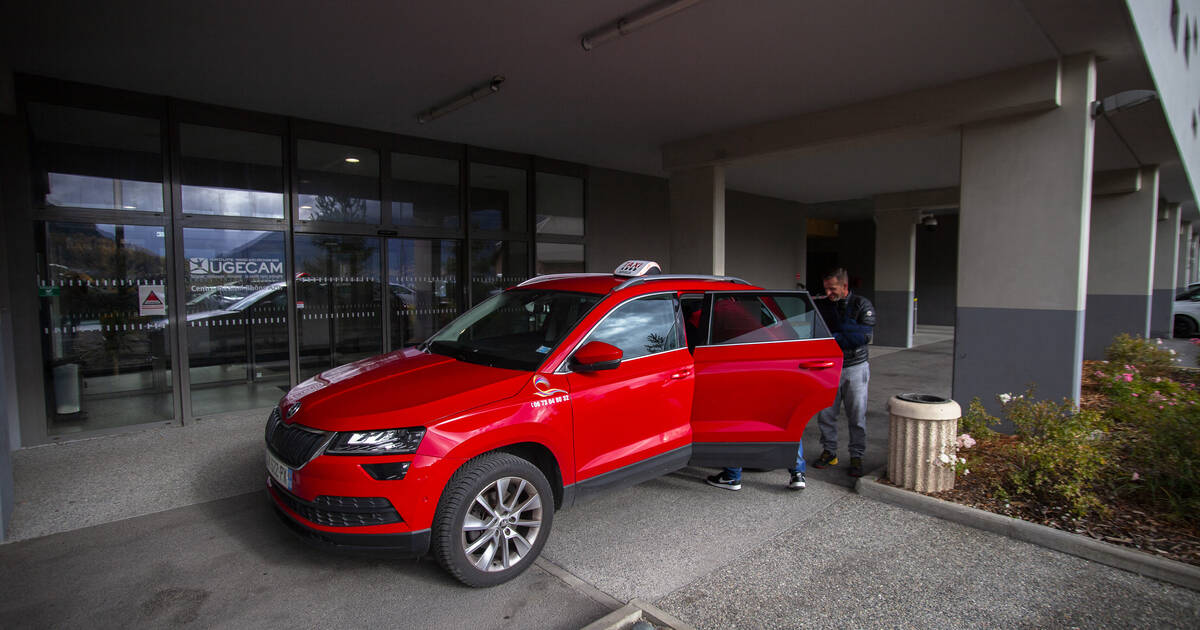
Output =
[{"x1": 325, "y1": 427, "x2": 426, "y2": 455}]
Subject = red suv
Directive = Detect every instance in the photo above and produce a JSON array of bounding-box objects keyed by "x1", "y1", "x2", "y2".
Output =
[{"x1": 265, "y1": 261, "x2": 841, "y2": 586}]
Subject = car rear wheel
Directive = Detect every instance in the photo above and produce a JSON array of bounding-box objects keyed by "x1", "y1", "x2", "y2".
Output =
[
  {"x1": 1175, "y1": 314, "x2": 1197, "y2": 338},
  {"x1": 432, "y1": 452, "x2": 553, "y2": 587}
]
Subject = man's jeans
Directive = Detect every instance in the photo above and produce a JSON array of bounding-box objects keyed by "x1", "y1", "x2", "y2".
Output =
[
  {"x1": 722, "y1": 453, "x2": 805, "y2": 481},
  {"x1": 818, "y1": 361, "x2": 870, "y2": 459}
]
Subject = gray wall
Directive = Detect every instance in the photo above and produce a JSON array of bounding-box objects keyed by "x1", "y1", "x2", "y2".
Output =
[
  {"x1": 725, "y1": 190, "x2": 805, "y2": 289},
  {"x1": 915, "y1": 213, "x2": 958, "y2": 326},
  {"x1": 0, "y1": 113, "x2": 13, "y2": 539},
  {"x1": 806, "y1": 219, "x2": 876, "y2": 300},
  {"x1": 586, "y1": 167, "x2": 672, "y2": 272}
]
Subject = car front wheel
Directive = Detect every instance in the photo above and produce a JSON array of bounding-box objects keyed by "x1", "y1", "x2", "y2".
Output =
[
  {"x1": 1175, "y1": 314, "x2": 1197, "y2": 338},
  {"x1": 432, "y1": 452, "x2": 553, "y2": 587}
]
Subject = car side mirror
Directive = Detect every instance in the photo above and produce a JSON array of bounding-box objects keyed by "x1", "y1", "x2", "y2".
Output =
[{"x1": 569, "y1": 341, "x2": 623, "y2": 372}]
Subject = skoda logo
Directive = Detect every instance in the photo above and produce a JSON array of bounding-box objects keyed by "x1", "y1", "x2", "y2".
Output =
[{"x1": 286, "y1": 403, "x2": 302, "y2": 419}]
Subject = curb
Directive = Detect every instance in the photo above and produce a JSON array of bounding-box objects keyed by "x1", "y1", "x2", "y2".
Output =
[
  {"x1": 580, "y1": 599, "x2": 699, "y2": 630},
  {"x1": 855, "y1": 469, "x2": 1200, "y2": 592}
]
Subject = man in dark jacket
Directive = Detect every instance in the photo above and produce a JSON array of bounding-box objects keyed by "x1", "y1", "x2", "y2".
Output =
[{"x1": 812, "y1": 268, "x2": 875, "y2": 477}]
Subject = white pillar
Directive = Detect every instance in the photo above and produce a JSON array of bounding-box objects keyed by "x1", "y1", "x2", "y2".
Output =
[
  {"x1": 954, "y1": 54, "x2": 1095, "y2": 410},
  {"x1": 874, "y1": 209, "x2": 919, "y2": 347},
  {"x1": 1178, "y1": 221, "x2": 1194, "y2": 292},
  {"x1": 1151, "y1": 203, "x2": 1181, "y2": 337},
  {"x1": 668, "y1": 166, "x2": 725, "y2": 275},
  {"x1": 1083, "y1": 166, "x2": 1158, "y2": 359}
]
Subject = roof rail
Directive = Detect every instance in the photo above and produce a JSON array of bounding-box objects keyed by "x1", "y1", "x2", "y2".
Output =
[
  {"x1": 613, "y1": 274, "x2": 752, "y2": 292},
  {"x1": 517, "y1": 273, "x2": 609, "y2": 287}
]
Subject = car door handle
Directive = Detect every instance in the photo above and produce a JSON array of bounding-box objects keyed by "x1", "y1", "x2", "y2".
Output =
[
  {"x1": 670, "y1": 369, "x2": 693, "y2": 379},
  {"x1": 798, "y1": 360, "x2": 836, "y2": 370}
]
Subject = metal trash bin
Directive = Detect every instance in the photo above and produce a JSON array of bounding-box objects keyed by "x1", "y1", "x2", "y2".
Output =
[{"x1": 887, "y1": 393, "x2": 961, "y2": 493}]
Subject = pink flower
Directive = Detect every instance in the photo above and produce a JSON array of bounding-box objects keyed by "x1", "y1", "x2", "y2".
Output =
[
  {"x1": 1132, "y1": 393, "x2": 1139, "y2": 397},
  {"x1": 1159, "y1": 405, "x2": 1164, "y2": 409},
  {"x1": 1132, "y1": 472, "x2": 1141, "y2": 481},
  {"x1": 1122, "y1": 373, "x2": 1133, "y2": 382}
]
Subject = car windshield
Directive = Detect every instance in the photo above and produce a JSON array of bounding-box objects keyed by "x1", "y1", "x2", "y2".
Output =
[{"x1": 425, "y1": 289, "x2": 602, "y2": 371}]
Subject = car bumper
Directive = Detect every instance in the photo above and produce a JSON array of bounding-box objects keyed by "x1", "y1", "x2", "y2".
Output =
[{"x1": 269, "y1": 485, "x2": 431, "y2": 555}]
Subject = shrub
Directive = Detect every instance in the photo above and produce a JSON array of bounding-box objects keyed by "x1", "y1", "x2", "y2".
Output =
[
  {"x1": 1104, "y1": 333, "x2": 1177, "y2": 378},
  {"x1": 959, "y1": 398, "x2": 1000, "y2": 437}
]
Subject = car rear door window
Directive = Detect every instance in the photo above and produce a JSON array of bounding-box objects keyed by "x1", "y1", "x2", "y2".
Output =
[{"x1": 708, "y1": 293, "x2": 828, "y2": 345}]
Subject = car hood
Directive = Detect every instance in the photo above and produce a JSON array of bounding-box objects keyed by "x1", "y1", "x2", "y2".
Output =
[{"x1": 280, "y1": 348, "x2": 531, "y2": 432}]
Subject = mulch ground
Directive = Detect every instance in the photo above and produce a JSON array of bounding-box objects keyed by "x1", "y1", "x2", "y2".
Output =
[{"x1": 883, "y1": 361, "x2": 1200, "y2": 568}]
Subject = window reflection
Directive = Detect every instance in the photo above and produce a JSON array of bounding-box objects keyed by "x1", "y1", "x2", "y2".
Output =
[
  {"x1": 294, "y1": 234, "x2": 382, "y2": 379},
  {"x1": 183, "y1": 229, "x2": 288, "y2": 415},
  {"x1": 709, "y1": 295, "x2": 824, "y2": 345},
  {"x1": 535, "y1": 173, "x2": 584, "y2": 236},
  {"x1": 470, "y1": 163, "x2": 526, "y2": 231},
  {"x1": 297, "y1": 140, "x2": 381, "y2": 223},
  {"x1": 180, "y1": 124, "x2": 284, "y2": 218},
  {"x1": 536, "y1": 242, "x2": 584, "y2": 274},
  {"x1": 388, "y1": 238, "x2": 460, "y2": 349},
  {"x1": 586, "y1": 294, "x2": 680, "y2": 360},
  {"x1": 38, "y1": 222, "x2": 172, "y2": 434},
  {"x1": 392, "y1": 153, "x2": 460, "y2": 228},
  {"x1": 28, "y1": 103, "x2": 164, "y2": 211},
  {"x1": 471, "y1": 240, "x2": 528, "y2": 306}
]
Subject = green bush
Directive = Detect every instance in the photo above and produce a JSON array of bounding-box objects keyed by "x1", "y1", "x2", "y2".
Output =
[
  {"x1": 959, "y1": 398, "x2": 1000, "y2": 437},
  {"x1": 1104, "y1": 333, "x2": 1177, "y2": 378},
  {"x1": 997, "y1": 391, "x2": 1111, "y2": 516}
]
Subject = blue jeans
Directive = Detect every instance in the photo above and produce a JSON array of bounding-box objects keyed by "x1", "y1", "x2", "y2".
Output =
[
  {"x1": 817, "y1": 361, "x2": 870, "y2": 459},
  {"x1": 722, "y1": 450, "x2": 805, "y2": 481}
]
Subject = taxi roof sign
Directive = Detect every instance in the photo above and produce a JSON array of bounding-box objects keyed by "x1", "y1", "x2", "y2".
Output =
[{"x1": 613, "y1": 260, "x2": 662, "y2": 278}]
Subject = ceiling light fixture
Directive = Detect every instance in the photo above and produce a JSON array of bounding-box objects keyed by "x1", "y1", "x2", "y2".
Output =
[
  {"x1": 581, "y1": 0, "x2": 708, "y2": 51},
  {"x1": 417, "y1": 75, "x2": 506, "y2": 124},
  {"x1": 1091, "y1": 89, "x2": 1158, "y2": 118},
  {"x1": 344, "y1": 156, "x2": 361, "y2": 164}
]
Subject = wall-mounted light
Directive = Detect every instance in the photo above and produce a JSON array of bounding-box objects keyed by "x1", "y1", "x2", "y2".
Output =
[
  {"x1": 344, "y1": 156, "x2": 361, "y2": 164},
  {"x1": 417, "y1": 75, "x2": 506, "y2": 124},
  {"x1": 581, "y1": 0, "x2": 708, "y2": 51},
  {"x1": 919, "y1": 212, "x2": 938, "y2": 232},
  {"x1": 1091, "y1": 89, "x2": 1158, "y2": 118}
]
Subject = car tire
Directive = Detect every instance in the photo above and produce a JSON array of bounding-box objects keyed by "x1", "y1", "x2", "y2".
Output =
[
  {"x1": 1175, "y1": 314, "x2": 1198, "y2": 338},
  {"x1": 432, "y1": 452, "x2": 554, "y2": 587}
]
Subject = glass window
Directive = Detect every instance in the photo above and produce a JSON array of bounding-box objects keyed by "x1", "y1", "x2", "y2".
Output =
[
  {"x1": 388, "y1": 238, "x2": 460, "y2": 349},
  {"x1": 426, "y1": 289, "x2": 601, "y2": 371},
  {"x1": 536, "y1": 242, "x2": 584, "y2": 275},
  {"x1": 183, "y1": 229, "x2": 288, "y2": 416},
  {"x1": 535, "y1": 173, "x2": 583, "y2": 236},
  {"x1": 585, "y1": 294, "x2": 681, "y2": 360},
  {"x1": 470, "y1": 163, "x2": 526, "y2": 232},
  {"x1": 709, "y1": 294, "x2": 827, "y2": 345},
  {"x1": 293, "y1": 234, "x2": 382, "y2": 379},
  {"x1": 297, "y1": 140, "x2": 380, "y2": 223},
  {"x1": 28, "y1": 103, "x2": 163, "y2": 212},
  {"x1": 392, "y1": 153, "x2": 460, "y2": 228},
  {"x1": 471, "y1": 240, "x2": 528, "y2": 306},
  {"x1": 180, "y1": 125, "x2": 284, "y2": 218},
  {"x1": 38, "y1": 222, "x2": 172, "y2": 435}
]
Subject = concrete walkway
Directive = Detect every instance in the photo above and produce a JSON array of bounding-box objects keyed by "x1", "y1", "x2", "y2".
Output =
[{"x1": 3, "y1": 327, "x2": 1199, "y2": 628}]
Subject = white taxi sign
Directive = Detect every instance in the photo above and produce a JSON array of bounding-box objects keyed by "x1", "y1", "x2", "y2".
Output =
[{"x1": 613, "y1": 260, "x2": 662, "y2": 278}]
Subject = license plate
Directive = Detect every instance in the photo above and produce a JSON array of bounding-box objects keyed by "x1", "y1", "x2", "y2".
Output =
[{"x1": 266, "y1": 450, "x2": 294, "y2": 491}]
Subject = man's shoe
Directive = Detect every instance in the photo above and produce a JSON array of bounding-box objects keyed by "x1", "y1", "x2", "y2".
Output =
[
  {"x1": 706, "y1": 473, "x2": 742, "y2": 490},
  {"x1": 788, "y1": 471, "x2": 806, "y2": 489},
  {"x1": 813, "y1": 450, "x2": 838, "y2": 468},
  {"x1": 847, "y1": 457, "x2": 864, "y2": 477}
]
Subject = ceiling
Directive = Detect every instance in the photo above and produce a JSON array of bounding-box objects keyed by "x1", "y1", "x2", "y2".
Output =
[{"x1": 2, "y1": 0, "x2": 1194, "y2": 217}]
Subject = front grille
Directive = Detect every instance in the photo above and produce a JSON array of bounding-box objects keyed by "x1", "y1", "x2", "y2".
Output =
[
  {"x1": 265, "y1": 406, "x2": 330, "y2": 468},
  {"x1": 271, "y1": 482, "x2": 402, "y2": 527}
]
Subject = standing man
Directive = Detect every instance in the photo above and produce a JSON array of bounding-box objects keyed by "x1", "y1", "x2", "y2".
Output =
[{"x1": 812, "y1": 268, "x2": 875, "y2": 477}]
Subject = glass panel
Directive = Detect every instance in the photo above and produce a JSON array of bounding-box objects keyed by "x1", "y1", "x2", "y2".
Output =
[
  {"x1": 709, "y1": 294, "x2": 826, "y2": 345},
  {"x1": 536, "y1": 242, "x2": 584, "y2": 274},
  {"x1": 535, "y1": 172, "x2": 583, "y2": 236},
  {"x1": 392, "y1": 153, "x2": 460, "y2": 228},
  {"x1": 470, "y1": 163, "x2": 526, "y2": 232},
  {"x1": 297, "y1": 140, "x2": 380, "y2": 223},
  {"x1": 28, "y1": 103, "x2": 163, "y2": 211},
  {"x1": 584, "y1": 294, "x2": 680, "y2": 360},
  {"x1": 180, "y1": 124, "x2": 284, "y2": 218},
  {"x1": 38, "y1": 222, "x2": 172, "y2": 435},
  {"x1": 387, "y1": 238, "x2": 460, "y2": 349},
  {"x1": 183, "y1": 228, "x2": 288, "y2": 416},
  {"x1": 294, "y1": 234, "x2": 382, "y2": 379},
  {"x1": 470, "y1": 240, "x2": 528, "y2": 306}
]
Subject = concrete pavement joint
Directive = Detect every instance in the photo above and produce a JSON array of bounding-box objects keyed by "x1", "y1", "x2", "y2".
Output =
[
  {"x1": 855, "y1": 468, "x2": 1200, "y2": 592},
  {"x1": 535, "y1": 555, "x2": 625, "y2": 611}
]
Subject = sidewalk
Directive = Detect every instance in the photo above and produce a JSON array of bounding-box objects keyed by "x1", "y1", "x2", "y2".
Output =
[{"x1": 2, "y1": 327, "x2": 1199, "y2": 629}]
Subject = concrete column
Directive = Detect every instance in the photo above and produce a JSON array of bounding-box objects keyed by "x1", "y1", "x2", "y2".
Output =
[
  {"x1": 1083, "y1": 166, "x2": 1158, "y2": 359},
  {"x1": 954, "y1": 54, "x2": 1095, "y2": 409},
  {"x1": 1151, "y1": 203, "x2": 1181, "y2": 337},
  {"x1": 1178, "y1": 221, "x2": 1194, "y2": 292},
  {"x1": 874, "y1": 209, "x2": 919, "y2": 347},
  {"x1": 668, "y1": 166, "x2": 725, "y2": 275}
]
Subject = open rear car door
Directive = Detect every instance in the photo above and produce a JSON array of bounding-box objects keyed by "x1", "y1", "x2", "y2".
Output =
[{"x1": 686, "y1": 291, "x2": 842, "y2": 468}]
